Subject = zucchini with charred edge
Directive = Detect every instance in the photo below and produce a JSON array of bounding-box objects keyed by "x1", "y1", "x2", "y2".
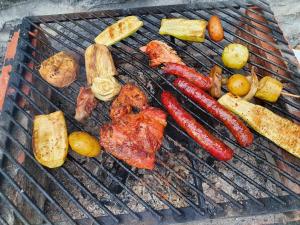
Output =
[
  {"x1": 32, "y1": 111, "x2": 68, "y2": 168},
  {"x1": 218, "y1": 93, "x2": 300, "y2": 158},
  {"x1": 95, "y1": 16, "x2": 143, "y2": 46}
]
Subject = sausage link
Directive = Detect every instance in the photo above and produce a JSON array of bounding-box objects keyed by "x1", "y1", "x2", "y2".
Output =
[
  {"x1": 161, "y1": 91, "x2": 233, "y2": 161},
  {"x1": 163, "y1": 63, "x2": 212, "y2": 90},
  {"x1": 174, "y1": 78, "x2": 253, "y2": 147}
]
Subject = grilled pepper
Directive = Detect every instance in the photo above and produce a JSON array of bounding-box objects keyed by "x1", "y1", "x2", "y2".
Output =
[
  {"x1": 32, "y1": 111, "x2": 68, "y2": 168},
  {"x1": 218, "y1": 93, "x2": 300, "y2": 158},
  {"x1": 85, "y1": 44, "x2": 117, "y2": 85},
  {"x1": 159, "y1": 18, "x2": 207, "y2": 42},
  {"x1": 95, "y1": 16, "x2": 143, "y2": 46},
  {"x1": 255, "y1": 76, "x2": 283, "y2": 102}
]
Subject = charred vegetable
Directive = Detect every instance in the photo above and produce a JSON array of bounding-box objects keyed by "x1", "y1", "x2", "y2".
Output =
[
  {"x1": 69, "y1": 131, "x2": 101, "y2": 157},
  {"x1": 227, "y1": 74, "x2": 250, "y2": 96},
  {"x1": 91, "y1": 76, "x2": 121, "y2": 101},
  {"x1": 32, "y1": 111, "x2": 68, "y2": 168},
  {"x1": 39, "y1": 51, "x2": 78, "y2": 88},
  {"x1": 243, "y1": 67, "x2": 258, "y2": 101},
  {"x1": 85, "y1": 44, "x2": 117, "y2": 85},
  {"x1": 218, "y1": 93, "x2": 300, "y2": 158},
  {"x1": 222, "y1": 43, "x2": 249, "y2": 69},
  {"x1": 95, "y1": 16, "x2": 143, "y2": 46},
  {"x1": 209, "y1": 65, "x2": 223, "y2": 98},
  {"x1": 207, "y1": 15, "x2": 224, "y2": 42},
  {"x1": 159, "y1": 18, "x2": 207, "y2": 42},
  {"x1": 255, "y1": 76, "x2": 283, "y2": 102}
]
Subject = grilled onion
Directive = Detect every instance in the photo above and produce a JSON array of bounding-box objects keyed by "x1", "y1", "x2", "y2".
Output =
[{"x1": 91, "y1": 76, "x2": 121, "y2": 101}]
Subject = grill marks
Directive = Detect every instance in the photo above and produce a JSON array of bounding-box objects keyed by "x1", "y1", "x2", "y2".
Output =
[{"x1": 1, "y1": 3, "x2": 300, "y2": 224}]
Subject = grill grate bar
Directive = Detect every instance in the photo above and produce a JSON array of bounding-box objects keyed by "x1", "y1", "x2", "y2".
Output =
[
  {"x1": 0, "y1": 216, "x2": 8, "y2": 225},
  {"x1": 0, "y1": 125, "x2": 103, "y2": 224},
  {"x1": 115, "y1": 65, "x2": 244, "y2": 209},
  {"x1": 0, "y1": 145, "x2": 77, "y2": 224},
  {"x1": 0, "y1": 167, "x2": 52, "y2": 224},
  {"x1": 4, "y1": 96, "x2": 153, "y2": 222},
  {"x1": 222, "y1": 2, "x2": 282, "y2": 34},
  {"x1": 31, "y1": 13, "x2": 300, "y2": 197},
  {"x1": 156, "y1": 9, "x2": 300, "y2": 94},
  {"x1": 12, "y1": 61, "x2": 187, "y2": 218},
  {"x1": 0, "y1": 191, "x2": 31, "y2": 225},
  {"x1": 22, "y1": 18, "x2": 260, "y2": 211},
  {"x1": 1, "y1": 2, "x2": 300, "y2": 223},
  {"x1": 15, "y1": 46, "x2": 205, "y2": 218}
]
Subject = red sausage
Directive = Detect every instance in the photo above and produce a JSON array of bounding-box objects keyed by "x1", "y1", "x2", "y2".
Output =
[
  {"x1": 161, "y1": 91, "x2": 233, "y2": 161},
  {"x1": 174, "y1": 78, "x2": 253, "y2": 147},
  {"x1": 163, "y1": 63, "x2": 212, "y2": 90}
]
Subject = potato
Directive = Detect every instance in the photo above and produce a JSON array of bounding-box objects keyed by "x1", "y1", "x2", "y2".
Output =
[
  {"x1": 39, "y1": 51, "x2": 78, "y2": 88},
  {"x1": 32, "y1": 111, "x2": 68, "y2": 168},
  {"x1": 227, "y1": 74, "x2": 250, "y2": 96},
  {"x1": 207, "y1": 15, "x2": 224, "y2": 42},
  {"x1": 222, "y1": 43, "x2": 249, "y2": 69},
  {"x1": 68, "y1": 131, "x2": 101, "y2": 157}
]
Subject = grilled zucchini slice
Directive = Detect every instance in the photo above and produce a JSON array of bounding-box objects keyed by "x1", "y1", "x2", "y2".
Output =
[
  {"x1": 95, "y1": 16, "x2": 143, "y2": 46},
  {"x1": 218, "y1": 93, "x2": 300, "y2": 158},
  {"x1": 32, "y1": 111, "x2": 68, "y2": 168}
]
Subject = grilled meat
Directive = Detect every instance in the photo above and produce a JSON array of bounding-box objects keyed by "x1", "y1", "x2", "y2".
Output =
[
  {"x1": 140, "y1": 40, "x2": 185, "y2": 67},
  {"x1": 100, "y1": 107, "x2": 167, "y2": 169},
  {"x1": 75, "y1": 87, "x2": 98, "y2": 122},
  {"x1": 110, "y1": 83, "x2": 148, "y2": 120}
]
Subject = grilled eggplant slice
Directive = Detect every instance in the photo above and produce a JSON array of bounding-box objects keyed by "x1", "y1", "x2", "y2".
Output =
[
  {"x1": 33, "y1": 111, "x2": 68, "y2": 168},
  {"x1": 218, "y1": 93, "x2": 300, "y2": 158},
  {"x1": 95, "y1": 16, "x2": 143, "y2": 46},
  {"x1": 159, "y1": 18, "x2": 207, "y2": 42},
  {"x1": 85, "y1": 44, "x2": 117, "y2": 85}
]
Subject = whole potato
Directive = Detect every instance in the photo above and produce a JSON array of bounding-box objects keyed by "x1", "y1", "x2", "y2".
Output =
[
  {"x1": 222, "y1": 43, "x2": 249, "y2": 69},
  {"x1": 69, "y1": 131, "x2": 101, "y2": 157},
  {"x1": 207, "y1": 15, "x2": 224, "y2": 42},
  {"x1": 227, "y1": 74, "x2": 250, "y2": 96}
]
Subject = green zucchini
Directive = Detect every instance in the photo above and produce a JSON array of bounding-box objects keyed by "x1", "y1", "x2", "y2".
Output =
[
  {"x1": 159, "y1": 18, "x2": 207, "y2": 42},
  {"x1": 95, "y1": 16, "x2": 143, "y2": 46},
  {"x1": 218, "y1": 93, "x2": 300, "y2": 158}
]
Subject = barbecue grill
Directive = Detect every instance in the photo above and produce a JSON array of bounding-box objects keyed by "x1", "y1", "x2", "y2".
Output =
[{"x1": 0, "y1": 0, "x2": 300, "y2": 224}]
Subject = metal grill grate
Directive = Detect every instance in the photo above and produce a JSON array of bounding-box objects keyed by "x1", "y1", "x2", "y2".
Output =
[{"x1": 0, "y1": 1, "x2": 300, "y2": 224}]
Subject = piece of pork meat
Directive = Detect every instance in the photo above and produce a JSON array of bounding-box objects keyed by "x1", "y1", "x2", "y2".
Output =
[
  {"x1": 75, "y1": 87, "x2": 98, "y2": 122},
  {"x1": 140, "y1": 40, "x2": 185, "y2": 67},
  {"x1": 110, "y1": 83, "x2": 148, "y2": 120},
  {"x1": 100, "y1": 107, "x2": 167, "y2": 169}
]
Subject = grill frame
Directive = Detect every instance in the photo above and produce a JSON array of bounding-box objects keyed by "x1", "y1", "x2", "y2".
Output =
[{"x1": 0, "y1": 1, "x2": 300, "y2": 224}]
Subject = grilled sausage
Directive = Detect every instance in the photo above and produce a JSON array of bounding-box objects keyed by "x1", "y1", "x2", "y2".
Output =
[
  {"x1": 163, "y1": 63, "x2": 212, "y2": 90},
  {"x1": 161, "y1": 91, "x2": 233, "y2": 161},
  {"x1": 174, "y1": 78, "x2": 253, "y2": 147}
]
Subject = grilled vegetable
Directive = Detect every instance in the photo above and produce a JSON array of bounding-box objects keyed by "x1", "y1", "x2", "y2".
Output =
[
  {"x1": 218, "y1": 93, "x2": 300, "y2": 158},
  {"x1": 243, "y1": 66, "x2": 258, "y2": 101},
  {"x1": 207, "y1": 15, "x2": 224, "y2": 42},
  {"x1": 95, "y1": 16, "x2": 143, "y2": 46},
  {"x1": 85, "y1": 44, "x2": 117, "y2": 85},
  {"x1": 255, "y1": 76, "x2": 283, "y2": 102},
  {"x1": 68, "y1": 131, "x2": 101, "y2": 157},
  {"x1": 91, "y1": 76, "x2": 121, "y2": 101},
  {"x1": 227, "y1": 74, "x2": 250, "y2": 96},
  {"x1": 209, "y1": 65, "x2": 223, "y2": 98},
  {"x1": 159, "y1": 18, "x2": 207, "y2": 42},
  {"x1": 32, "y1": 111, "x2": 68, "y2": 168},
  {"x1": 39, "y1": 51, "x2": 78, "y2": 88},
  {"x1": 222, "y1": 43, "x2": 249, "y2": 69}
]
